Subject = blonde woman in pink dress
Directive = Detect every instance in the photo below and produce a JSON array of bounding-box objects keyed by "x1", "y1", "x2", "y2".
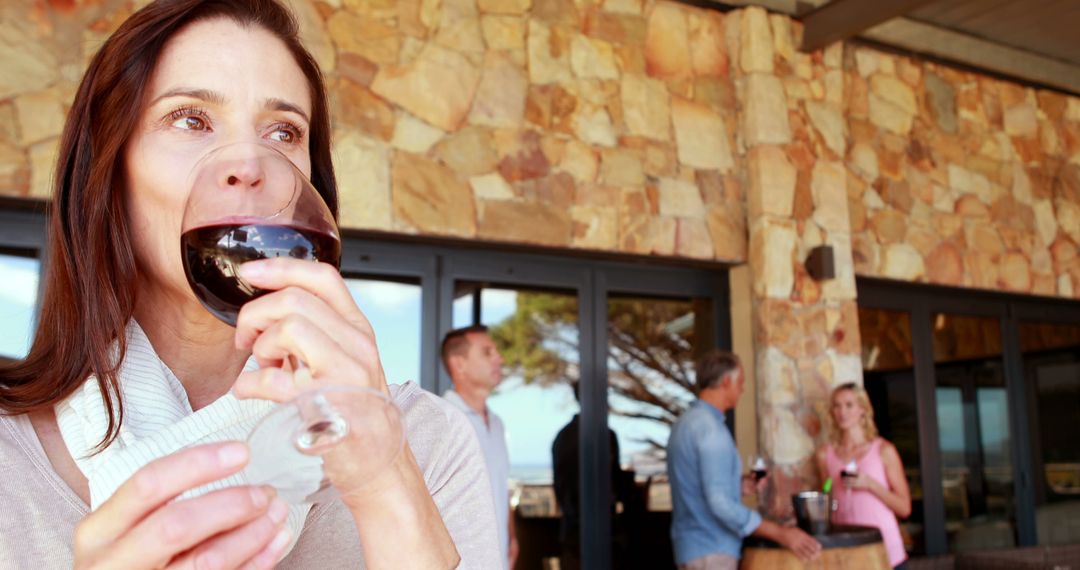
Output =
[{"x1": 815, "y1": 382, "x2": 912, "y2": 569}]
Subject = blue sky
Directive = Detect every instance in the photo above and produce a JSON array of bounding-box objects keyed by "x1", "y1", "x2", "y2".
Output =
[{"x1": 343, "y1": 278, "x2": 421, "y2": 385}]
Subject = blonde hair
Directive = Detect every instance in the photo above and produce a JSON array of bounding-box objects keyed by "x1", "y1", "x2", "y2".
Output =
[{"x1": 827, "y1": 382, "x2": 879, "y2": 445}]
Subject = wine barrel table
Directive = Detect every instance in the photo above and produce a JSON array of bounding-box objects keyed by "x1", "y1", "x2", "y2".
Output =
[{"x1": 741, "y1": 524, "x2": 890, "y2": 570}]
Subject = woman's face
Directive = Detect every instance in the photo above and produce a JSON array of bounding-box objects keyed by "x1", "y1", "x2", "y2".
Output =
[
  {"x1": 831, "y1": 389, "x2": 865, "y2": 432},
  {"x1": 123, "y1": 17, "x2": 312, "y2": 305}
]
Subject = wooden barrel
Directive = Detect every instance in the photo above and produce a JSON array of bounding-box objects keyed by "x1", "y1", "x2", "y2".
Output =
[{"x1": 741, "y1": 524, "x2": 891, "y2": 570}]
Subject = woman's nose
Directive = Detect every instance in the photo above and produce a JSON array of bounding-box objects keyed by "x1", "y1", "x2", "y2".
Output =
[{"x1": 218, "y1": 156, "x2": 264, "y2": 190}]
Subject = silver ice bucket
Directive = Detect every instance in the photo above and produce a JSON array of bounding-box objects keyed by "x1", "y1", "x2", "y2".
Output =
[{"x1": 792, "y1": 491, "x2": 831, "y2": 536}]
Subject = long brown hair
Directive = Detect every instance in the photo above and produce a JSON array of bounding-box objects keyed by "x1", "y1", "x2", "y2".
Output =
[{"x1": 0, "y1": 0, "x2": 337, "y2": 450}]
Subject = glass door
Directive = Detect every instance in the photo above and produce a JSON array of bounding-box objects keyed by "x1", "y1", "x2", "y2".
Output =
[
  {"x1": 858, "y1": 306, "x2": 925, "y2": 557},
  {"x1": 604, "y1": 294, "x2": 714, "y2": 569},
  {"x1": 452, "y1": 281, "x2": 581, "y2": 570},
  {"x1": 432, "y1": 251, "x2": 726, "y2": 570},
  {"x1": 858, "y1": 277, "x2": 1080, "y2": 556},
  {"x1": 931, "y1": 313, "x2": 1015, "y2": 552},
  {"x1": 1020, "y1": 321, "x2": 1080, "y2": 546}
]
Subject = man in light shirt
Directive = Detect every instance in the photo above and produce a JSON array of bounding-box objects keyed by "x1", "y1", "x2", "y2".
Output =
[
  {"x1": 442, "y1": 325, "x2": 518, "y2": 569},
  {"x1": 668, "y1": 349, "x2": 821, "y2": 569}
]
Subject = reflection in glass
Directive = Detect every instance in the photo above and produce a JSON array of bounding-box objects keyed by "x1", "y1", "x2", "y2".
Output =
[
  {"x1": 344, "y1": 277, "x2": 421, "y2": 385},
  {"x1": 0, "y1": 253, "x2": 40, "y2": 361},
  {"x1": 453, "y1": 283, "x2": 579, "y2": 569},
  {"x1": 1021, "y1": 321, "x2": 1080, "y2": 546},
  {"x1": 932, "y1": 314, "x2": 1015, "y2": 552},
  {"x1": 858, "y1": 307, "x2": 924, "y2": 557},
  {"x1": 606, "y1": 295, "x2": 711, "y2": 570}
]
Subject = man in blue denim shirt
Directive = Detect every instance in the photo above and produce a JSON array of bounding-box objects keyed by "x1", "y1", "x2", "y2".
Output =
[{"x1": 668, "y1": 350, "x2": 821, "y2": 569}]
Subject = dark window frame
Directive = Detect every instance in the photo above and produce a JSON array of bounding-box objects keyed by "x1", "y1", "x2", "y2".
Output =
[{"x1": 858, "y1": 276, "x2": 1080, "y2": 556}]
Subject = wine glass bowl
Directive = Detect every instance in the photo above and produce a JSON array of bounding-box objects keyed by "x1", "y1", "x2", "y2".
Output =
[
  {"x1": 748, "y1": 454, "x2": 768, "y2": 482},
  {"x1": 180, "y1": 142, "x2": 340, "y2": 326}
]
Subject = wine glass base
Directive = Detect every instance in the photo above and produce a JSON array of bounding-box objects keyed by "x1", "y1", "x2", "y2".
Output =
[{"x1": 244, "y1": 385, "x2": 404, "y2": 505}]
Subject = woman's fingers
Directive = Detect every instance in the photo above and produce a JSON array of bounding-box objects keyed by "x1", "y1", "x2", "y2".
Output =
[
  {"x1": 247, "y1": 314, "x2": 380, "y2": 391},
  {"x1": 95, "y1": 486, "x2": 279, "y2": 569},
  {"x1": 233, "y1": 286, "x2": 368, "y2": 356},
  {"x1": 247, "y1": 313, "x2": 343, "y2": 372},
  {"x1": 167, "y1": 495, "x2": 290, "y2": 570},
  {"x1": 233, "y1": 315, "x2": 383, "y2": 401},
  {"x1": 238, "y1": 259, "x2": 373, "y2": 334},
  {"x1": 76, "y1": 442, "x2": 249, "y2": 555},
  {"x1": 233, "y1": 367, "x2": 303, "y2": 403}
]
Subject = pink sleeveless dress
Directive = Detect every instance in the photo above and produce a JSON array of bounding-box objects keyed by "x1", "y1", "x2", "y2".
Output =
[{"x1": 825, "y1": 438, "x2": 907, "y2": 567}]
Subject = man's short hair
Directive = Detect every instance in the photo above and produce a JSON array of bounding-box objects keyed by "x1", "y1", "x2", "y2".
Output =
[
  {"x1": 694, "y1": 349, "x2": 741, "y2": 394},
  {"x1": 441, "y1": 324, "x2": 489, "y2": 372}
]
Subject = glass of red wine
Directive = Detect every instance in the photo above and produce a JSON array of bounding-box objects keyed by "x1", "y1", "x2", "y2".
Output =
[
  {"x1": 181, "y1": 142, "x2": 404, "y2": 504},
  {"x1": 748, "y1": 454, "x2": 768, "y2": 482}
]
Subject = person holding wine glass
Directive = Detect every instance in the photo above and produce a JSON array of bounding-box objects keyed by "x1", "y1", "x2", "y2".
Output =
[
  {"x1": 0, "y1": 0, "x2": 501, "y2": 568},
  {"x1": 668, "y1": 350, "x2": 821, "y2": 569},
  {"x1": 815, "y1": 382, "x2": 912, "y2": 570}
]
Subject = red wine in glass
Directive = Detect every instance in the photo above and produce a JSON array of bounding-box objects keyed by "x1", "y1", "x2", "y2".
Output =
[
  {"x1": 841, "y1": 460, "x2": 859, "y2": 483},
  {"x1": 182, "y1": 221, "x2": 341, "y2": 326},
  {"x1": 748, "y1": 455, "x2": 768, "y2": 482}
]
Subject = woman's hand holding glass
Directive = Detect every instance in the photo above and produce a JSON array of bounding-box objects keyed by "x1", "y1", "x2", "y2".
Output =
[
  {"x1": 73, "y1": 442, "x2": 289, "y2": 570},
  {"x1": 224, "y1": 266, "x2": 460, "y2": 568},
  {"x1": 843, "y1": 469, "x2": 877, "y2": 492},
  {"x1": 180, "y1": 142, "x2": 403, "y2": 504},
  {"x1": 230, "y1": 257, "x2": 404, "y2": 498}
]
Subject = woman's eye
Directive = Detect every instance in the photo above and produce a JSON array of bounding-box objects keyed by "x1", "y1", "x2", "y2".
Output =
[
  {"x1": 268, "y1": 124, "x2": 302, "y2": 144},
  {"x1": 269, "y1": 129, "x2": 294, "y2": 143},
  {"x1": 171, "y1": 115, "x2": 207, "y2": 131}
]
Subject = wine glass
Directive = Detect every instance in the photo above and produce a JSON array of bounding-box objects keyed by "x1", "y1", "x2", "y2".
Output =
[
  {"x1": 747, "y1": 454, "x2": 768, "y2": 482},
  {"x1": 181, "y1": 141, "x2": 404, "y2": 504}
]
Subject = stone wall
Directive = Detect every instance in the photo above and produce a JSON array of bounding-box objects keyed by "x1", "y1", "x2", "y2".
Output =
[
  {"x1": 845, "y1": 46, "x2": 1080, "y2": 299},
  {"x1": 2, "y1": 1, "x2": 1076, "y2": 286},
  {"x1": 0, "y1": 0, "x2": 745, "y2": 262}
]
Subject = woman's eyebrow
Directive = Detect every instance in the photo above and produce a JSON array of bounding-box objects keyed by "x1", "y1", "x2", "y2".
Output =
[
  {"x1": 149, "y1": 87, "x2": 225, "y2": 107},
  {"x1": 265, "y1": 97, "x2": 310, "y2": 123},
  {"x1": 146, "y1": 90, "x2": 309, "y2": 124}
]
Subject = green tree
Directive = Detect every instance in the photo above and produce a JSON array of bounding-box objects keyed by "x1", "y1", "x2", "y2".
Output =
[{"x1": 489, "y1": 292, "x2": 703, "y2": 450}]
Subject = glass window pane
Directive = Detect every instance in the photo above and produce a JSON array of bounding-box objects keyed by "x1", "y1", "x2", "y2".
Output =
[
  {"x1": 932, "y1": 313, "x2": 1015, "y2": 552},
  {"x1": 343, "y1": 277, "x2": 421, "y2": 385},
  {"x1": 1021, "y1": 321, "x2": 1080, "y2": 546},
  {"x1": 453, "y1": 283, "x2": 579, "y2": 569},
  {"x1": 607, "y1": 295, "x2": 711, "y2": 569},
  {"x1": 859, "y1": 306, "x2": 924, "y2": 557},
  {"x1": 0, "y1": 253, "x2": 41, "y2": 360}
]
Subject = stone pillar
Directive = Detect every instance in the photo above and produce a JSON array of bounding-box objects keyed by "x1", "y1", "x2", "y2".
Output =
[{"x1": 733, "y1": 7, "x2": 863, "y2": 520}]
